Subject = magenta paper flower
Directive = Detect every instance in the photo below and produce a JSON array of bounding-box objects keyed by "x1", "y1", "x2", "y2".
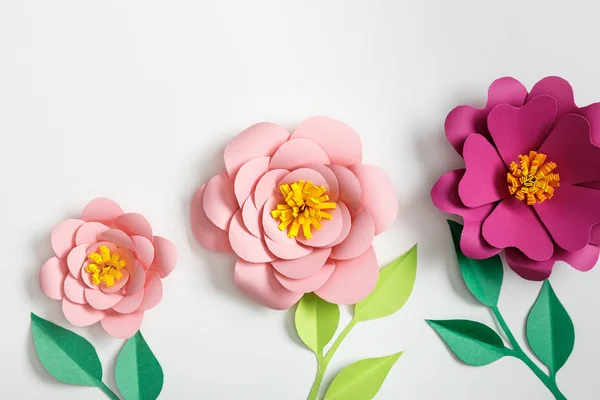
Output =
[
  {"x1": 191, "y1": 116, "x2": 397, "y2": 309},
  {"x1": 432, "y1": 76, "x2": 600, "y2": 280},
  {"x1": 39, "y1": 198, "x2": 177, "y2": 338}
]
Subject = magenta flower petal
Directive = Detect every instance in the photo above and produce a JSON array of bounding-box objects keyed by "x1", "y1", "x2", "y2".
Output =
[
  {"x1": 556, "y1": 244, "x2": 600, "y2": 272},
  {"x1": 579, "y1": 102, "x2": 600, "y2": 146},
  {"x1": 527, "y1": 76, "x2": 576, "y2": 120},
  {"x1": 488, "y1": 95, "x2": 557, "y2": 167},
  {"x1": 505, "y1": 248, "x2": 554, "y2": 281},
  {"x1": 483, "y1": 197, "x2": 553, "y2": 261}
]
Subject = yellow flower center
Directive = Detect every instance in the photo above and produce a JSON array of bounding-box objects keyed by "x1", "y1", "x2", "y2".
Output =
[
  {"x1": 85, "y1": 245, "x2": 127, "y2": 287},
  {"x1": 271, "y1": 180, "x2": 337, "y2": 239},
  {"x1": 507, "y1": 151, "x2": 560, "y2": 205}
]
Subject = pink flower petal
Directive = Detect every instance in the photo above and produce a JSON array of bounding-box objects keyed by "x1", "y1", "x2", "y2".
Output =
[
  {"x1": 81, "y1": 198, "x2": 124, "y2": 226},
  {"x1": 271, "y1": 247, "x2": 331, "y2": 279},
  {"x1": 234, "y1": 157, "x2": 270, "y2": 207},
  {"x1": 242, "y1": 197, "x2": 262, "y2": 238},
  {"x1": 329, "y1": 165, "x2": 362, "y2": 214},
  {"x1": 40, "y1": 257, "x2": 68, "y2": 300},
  {"x1": 262, "y1": 195, "x2": 296, "y2": 244},
  {"x1": 538, "y1": 114, "x2": 600, "y2": 184},
  {"x1": 125, "y1": 262, "x2": 146, "y2": 295},
  {"x1": 297, "y1": 206, "x2": 344, "y2": 247},
  {"x1": 291, "y1": 116, "x2": 362, "y2": 166},
  {"x1": 75, "y1": 222, "x2": 109, "y2": 246},
  {"x1": 224, "y1": 122, "x2": 290, "y2": 179},
  {"x1": 80, "y1": 263, "x2": 99, "y2": 289},
  {"x1": 348, "y1": 164, "x2": 397, "y2": 235},
  {"x1": 482, "y1": 197, "x2": 554, "y2": 261},
  {"x1": 51, "y1": 219, "x2": 85, "y2": 258},
  {"x1": 234, "y1": 259, "x2": 303, "y2": 310},
  {"x1": 190, "y1": 185, "x2": 233, "y2": 253},
  {"x1": 66, "y1": 245, "x2": 88, "y2": 279},
  {"x1": 254, "y1": 169, "x2": 289, "y2": 208},
  {"x1": 275, "y1": 260, "x2": 336, "y2": 293},
  {"x1": 85, "y1": 288, "x2": 123, "y2": 310},
  {"x1": 458, "y1": 134, "x2": 508, "y2": 207},
  {"x1": 534, "y1": 183, "x2": 600, "y2": 252},
  {"x1": 528, "y1": 76, "x2": 576, "y2": 120},
  {"x1": 445, "y1": 77, "x2": 528, "y2": 155},
  {"x1": 150, "y1": 236, "x2": 177, "y2": 278},
  {"x1": 505, "y1": 248, "x2": 554, "y2": 281},
  {"x1": 264, "y1": 236, "x2": 313, "y2": 260},
  {"x1": 329, "y1": 202, "x2": 352, "y2": 247},
  {"x1": 278, "y1": 168, "x2": 330, "y2": 192},
  {"x1": 98, "y1": 229, "x2": 135, "y2": 250},
  {"x1": 99, "y1": 268, "x2": 129, "y2": 294},
  {"x1": 112, "y1": 289, "x2": 144, "y2": 314},
  {"x1": 557, "y1": 244, "x2": 600, "y2": 272},
  {"x1": 62, "y1": 298, "x2": 104, "y2": 326},
  {"x1": 487, "y1": 95, "x2": 557, "y2": 168},
  {"x1": 229, "y1": 210, "x2": 276, "y2": 263},
  {"x1": 331, "y1": 207, "x2": 375, "y2": 260},
  {"x1": 315, "y1": 246, "x2": 379, "y2": 304},
  {"x1": 63, "y1": 275, "x2": 87, "y2": 304},
  {"x1": 115, "y1": 213, "x2": 153, "y2": 241},
  {"x1": 100, "y1": 310, "x2": 144, "y2": 339},
  {"x1": 131, "y1": 235, "x2": 155, "y2": 270},
  {"x1": 203, "y1": 172, "x2": 239, "y2": 231},
  {"x1": 270, "y1": 138, "x2": 330, "y2": 170},
  {"x1": 138, "y1": 271, "x2": 163, "y2": 312},
  {"x1": 308, "y1": 164, "x2": 339, "y2": 201}
]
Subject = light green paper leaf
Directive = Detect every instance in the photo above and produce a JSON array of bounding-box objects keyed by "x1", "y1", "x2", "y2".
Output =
[
  {"x1": 427, "y1": 319, "x2": 509, "y2": 366},
  {"x1": 354, "y1": 245, "x2": 417, "y2": 322},
  {"x1": 323, "y1": 352, "x2": 402, "y2": 400},
  {"x1": 526, "y1": 280, "x2": 575, "y2": 374},
  {"x1": 448, "y1": 220, "x2": 503, "y2": 307},
  {"x1": 295, "y1": 293, "x2": 340, "y2": 354},
  {"x1": 30, "y1": 312, "x2": 103, "y2": 386},
  {"x1": 115, "y1": 331, "x2": 164, "y2": 400}
]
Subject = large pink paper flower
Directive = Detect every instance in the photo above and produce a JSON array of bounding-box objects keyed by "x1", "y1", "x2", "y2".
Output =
[
  {"x1": 432, "y1": 76, "x2": 600, "y2": 280},
  {"x1": 192, "y1": 116, "x2": 397, "y2": 309},
  {"x1": 39, "y1": 198, "x2": 177, "y2": 338}
]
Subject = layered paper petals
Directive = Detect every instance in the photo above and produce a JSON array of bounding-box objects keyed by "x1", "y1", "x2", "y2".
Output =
[
  {"x1": 40, "y1": 257, "x2": 68, "y2": 300},
  {"x1": 191, "y1": 185, "x2": 233, "y2": 253},
  {"x1": 51, "y1": 219, "x2": 85, "y2": 259},
  {"x1": 203, "y1": 172, "x2": 238, "y2": 231},
  {"x1": 100, "y1": 311, "x2": 144, "y2": 339},
  {"x1": 81, "y1": 198, "x2": 124, "y2": 226},
  {"x1": 269, "y1": 138, "x2": 330, "y2": 170}
]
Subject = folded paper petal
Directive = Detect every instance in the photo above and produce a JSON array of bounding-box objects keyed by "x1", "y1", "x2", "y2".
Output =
[
  {"x1": 126, "y1": 262, "x2": 146, "y2": 295},
  {"x1": 63, "y1": 275, "x2": 87, "y2": 304},
  {"x1": 528, "y1": 76, "x2": 576, "y2": 120},
  {"x1": 138, "y1": 271, "x2": 163, "y2": 312},
  {"x1": 40, "y1": 257, "x2": 68, "y2": 300},
  {"x1": 279, "y1": 168, "x2": 330, "y2": 192},
  {"x1": 241, "y1": 197, "x2": 262, "y2": 238},
  {"x1": 348, "y1": 164, "x2": 397, "y2": 234},
  {"x1": 556, "y1": 244, "x2": 600, "y2": 272},
  {"x1": 100, "y1": 311, "x2": 144, "y2": 339},
  {"x1": 98, "y1": 229, "x2": 135, "y2": 250},
  {"x1": 261, "y1": 196, "x2": 296, "y2": 244},
  {"x1": 297, "y1": 206, "x2": 343, "y2": 247},
  {"x1": 112, "y1": 289, "x2": 144, "y2": 314},
  {"x1": 330, "y1": 207, "x2": 375, "y2": 260},
  {"x1": 253, "y1": 169, "x2": 289, "y2": 208},
  {"x1": 328, "y1": 165, "x2": 363, "y2": 214},
  {"x1": 224, "y1": 122, "x2": 290, "y2": 179},
  {"x1": 234, "y1": 156, "x2": 270, "y2": 207},
  {"x1": 191, "y1": 185, "x2": 233, "y2": 253},
  {"x1": 271, "y1": 247, "x2": 331, "y2": 279},
  {"x1": 131, "y1": 235, "x2": 155, "y2": 269},
  {"x1": 81, "y1": 198, "x2": 124, "y2": 226},
  {"x1": 229, "y1": 210, "x2": 276, "y2": 263},
  {"x1": 62, "y1": 298, "x2": 104, "y2": 326},
  {"x1": 151, "y1": 236, "x2": 177, "y2": 278},
  {"x1": 505, "y1": 248, "x2": 554, "y2": 281},
  {"x1": 482, "y1": 197, "x2": 554, "y2": 261},
  {"x1": 51, "y1": 219, "x2": 85, "y2": 259},
  {"x1": 459, "y1": 134, "x2": 508, "y2": 207},
  {"x1": 291, "y1": 116, "x2": 362, "y2": 166},
  {"x1": 270, "y1": 138, "x2": 330, "y2": 170},
  {"x1": 487, "y1": 95, "x2": 558, "y2": 167},
  {"x1": 315, "y1": 246, "x2": 379, "y2": 304},
  {"x1": 85, "y1": 288, "x2": 123, "y2": 310},
  {"x1": 99, "y1": 268, "x2": 129, "y2": 294},
  {"x1": 115, "y1": 213, "x2": 153, "y2": 241},
  {"x1": 264, "y1": 236, "x2": 312, "y2": 260},
  {"x1": 579, "y1": 103, "x2": 600, "y2": 146},
  {"x1": 66, "y1": 244, "x2": 88, "y2": 279},
  {"x1": 234, "y1": 260, "x2": 303, "y2": 310},
  {"x1": 75, "y1": 222, "x2": 109, "y2": 246},
  {"x1": 203, "y1": 172, "x2": 239, "y2": 231},
  {"x1": 329, "y1": 201, "x2": 352, "y2": 247},
  {"x1": 274, "y1": 260, "x2": 336, "y2": 293},
  {"x1": 308, "y1": 164, "x2": 340, "y2": 201}
]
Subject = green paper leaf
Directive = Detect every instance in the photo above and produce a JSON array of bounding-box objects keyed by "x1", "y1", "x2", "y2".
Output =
[
  {"x1": 295, "y1": 292, "x2": 340, "y2": 354},
  {"x1": 354, "y1": 245, "x2": 417, "y2": 322},
  {"x1": 30, "y1": 312, "x2": 103, "y2": 386},
  {"x1": 448, "y1": 220, "x2": 503, "y2": 307},
  {"x1": 427, "y1": 319, "x2": 509, "y2": 366},
  {"x1": 323, "y1": 352, "x2": 402, "y2": 400},
  {"x1": 115, "y1": 331, "x2": 164, "y2": 400},
  {"x1": 526, "y1": 280, "x2": 575, "y2": 374}
]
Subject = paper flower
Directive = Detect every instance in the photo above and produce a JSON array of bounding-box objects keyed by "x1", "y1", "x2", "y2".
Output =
[
  {"x1": 432, "y1": 76, "x2": 600, "y2": 280},
  {"x1": 191, "y1": 116, "x2": 397, "y2": 309},
  {"x1": 39, "y1": 198, "x2": 177, "y2": 338}
]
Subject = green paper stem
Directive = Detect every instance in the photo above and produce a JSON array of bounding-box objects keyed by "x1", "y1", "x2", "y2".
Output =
[
  {"x1": 491, "y1": 306, "x2": 566, "y2": 400},
  {"x1": 307, "y1": 318, "x2": 358, "y2": 400},
  {"x1": 97, "y1": 380, "x2": 121, "y2": 400}
]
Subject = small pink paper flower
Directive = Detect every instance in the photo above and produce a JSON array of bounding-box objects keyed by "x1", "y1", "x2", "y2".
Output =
[
  {"x1": 39, "y1": 198, "x2": 177, "y2": 338},
  {"x1": 192, "y1": 116, "x2": 397, "y2": 309},
  {"x1": 432, "y1": 76, "x2": 600, "y2": 280}
]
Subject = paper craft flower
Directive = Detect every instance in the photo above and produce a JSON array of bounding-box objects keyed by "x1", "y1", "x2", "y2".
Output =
[
  {"x1": 191, "y1": 116, "x2": 397, "y2": 309},
  {"x1": 39, "y1": 198, "x2": 177, "y2": 338},
  {"x1": 432, "y1": 76, "x2": 600, "y2": 280}
]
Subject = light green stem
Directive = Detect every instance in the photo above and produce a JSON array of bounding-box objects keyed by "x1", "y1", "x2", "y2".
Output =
[
  {"x1": 491, "y1": 306, "x2": 566, "y2": 400},
  {"x1": 96, "y1": 380, "x2": 120, "y2": 400},
  {"x1": 307, "y1": 318, "x2": 358, "y2": 400}
]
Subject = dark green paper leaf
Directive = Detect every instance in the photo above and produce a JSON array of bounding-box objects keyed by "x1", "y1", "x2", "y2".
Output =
[
  {"x1": 323, "y1": 352, "x2": 402, "y2": 400},
  {"x1": 295, "y1": 292, "x2": 340, "y2": 354},
  {"x1": 526, "y1": 280, "x2": 575, "y2": 374},
  {"x1": 30, "y1": 312, "x2": 103, "y2": 386},
  {"x1": 448, "y1": 220, "x2": 503, "y2": 307},
  {"x1": 115, "y1": 331, "x2": 164, "y2": 400},
  {"x1": 354, "y1": 245, "x2": 417, "y2": 322},
  {"x1": 427, "y1": 319, "x2": 509, "y2": 366}
]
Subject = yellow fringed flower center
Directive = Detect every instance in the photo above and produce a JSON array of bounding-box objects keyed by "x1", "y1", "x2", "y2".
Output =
[
  {"x1": 507, "y1": 151, "x2": 560, "y2": 205},
  {"x1": 85, "y1": 245, "x2": 127, "y2": 287},
  {"x1": 271, "y1": 180, "x2": 337, "y2": 239}
]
